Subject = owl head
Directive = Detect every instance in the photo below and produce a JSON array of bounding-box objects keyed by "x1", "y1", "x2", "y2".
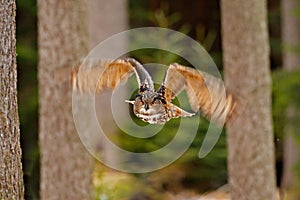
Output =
[
  {"x1": 126, "y1": 91, "x2": 169, "y2": 124},
  {"x1": 126, "y1": 90, "x2": 194, "y2": 124}
]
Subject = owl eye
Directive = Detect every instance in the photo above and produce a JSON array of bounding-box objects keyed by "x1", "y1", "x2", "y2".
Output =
[
  {"x1": 151, "y1": 98, "x2": 159, "y2": 105},
  {"x1": 152, "y1": 96, "x2": 161, "y2": 103}
]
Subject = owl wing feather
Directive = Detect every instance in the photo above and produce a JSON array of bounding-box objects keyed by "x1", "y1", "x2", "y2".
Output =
[
  {"x1": 71, "y1": 58, "x2": 154, "y2": 93},
  {"x1": 161, "y1": 63, "x2": 237, "y2": 124}
]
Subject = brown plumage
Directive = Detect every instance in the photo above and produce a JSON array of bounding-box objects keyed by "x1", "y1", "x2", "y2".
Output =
[
  {"x1": 71, "y1": 59, "x2": 134, "y2": 93},
  {"x1": 162, "y1": 63, "x2": 237, "y2": 124},
  {"x1": 71, "y1": 58, "x2": 237, "y2": 125}
]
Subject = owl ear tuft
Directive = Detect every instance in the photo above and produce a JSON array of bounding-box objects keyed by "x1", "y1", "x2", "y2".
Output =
[{"x1": 125, "y1": 100, "x2": 135, "y2": 104}]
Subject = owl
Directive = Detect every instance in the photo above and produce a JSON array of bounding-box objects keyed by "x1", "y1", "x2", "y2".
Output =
[{"x1": 71, "y1": 58, "x2": 237, "y2": 125}]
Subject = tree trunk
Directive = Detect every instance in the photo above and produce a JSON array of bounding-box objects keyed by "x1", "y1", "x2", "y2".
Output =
[
  {"x1": 0, "y1": 0, "x2": 24, "y2": 199},
  {"x1": 221, "y1": 0, "x2": 277, "y2": 199},
  {"x1": 281, "y1": 0, "x2": 300, "y2": 190},
  {"x1": 38, "y1": 0, "x2": 93, "y2": 199},
  {"x1": 88, "y1": 0, "x2": 128, "y2": 165},
  {"x1": 282, "y1": 0, "x2": 300, "y2": 71},
  {"x1": 88, "y1": 0, "x2": 128, "y2": 50}
]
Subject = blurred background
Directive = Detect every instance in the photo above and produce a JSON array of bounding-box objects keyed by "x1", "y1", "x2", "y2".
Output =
[{"x1": 16, "y1": 0, "x2": 300, "y2": 199}]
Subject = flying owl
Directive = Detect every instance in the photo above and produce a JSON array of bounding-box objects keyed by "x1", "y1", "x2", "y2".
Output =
[{"x1": 71, "y1": 58, "x2": 237, "y2": 125}]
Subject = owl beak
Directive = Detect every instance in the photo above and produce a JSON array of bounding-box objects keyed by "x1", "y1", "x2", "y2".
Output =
[
  {"x1": 125, "y1": 100, "x2": 135, "y2": 104},
  {"x1": 145, "y1": 103, "x2": 149, "y2": 110}
]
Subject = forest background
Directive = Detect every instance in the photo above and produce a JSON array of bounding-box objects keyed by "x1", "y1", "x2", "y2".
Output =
[{"x1": 15, "y1": 0, "x2": 300, "y2": 199}]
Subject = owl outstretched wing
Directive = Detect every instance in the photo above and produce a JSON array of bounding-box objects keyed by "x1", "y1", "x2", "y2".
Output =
[
  {"x1": 159, "y1": 63, "x2": 237, "y2": 124},
  {"x1": 71, "y1": 58, "x2": 154, "y2": 94}
]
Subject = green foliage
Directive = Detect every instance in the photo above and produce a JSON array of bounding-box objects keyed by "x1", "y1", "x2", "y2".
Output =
[
  {"x1": 128, "y1": 0, "x2": 220, "y2": 65},
  {"x1": 268, "y1": 2, "x2": 281, "y2": 69},
  {"x1": 272, "y1": 69, "x2": 300, "y2": 188},
  {"x1": 128, "y1": 1, "x2": 153, "y2": 28},
  {"x1": 112, "y1": 112, "x2": 227, "y2": 192},
  {"x1": 272, "y1": 69, "x2": 300, "y2": 138},
  {"x1": 93, "y1": 165, "x2": 168, "y2": 200},
  {"x1": 15, "y1": 0, "x2": 289, "y2": 198},
  {"x1": 125, "y1": 2, "x2": 228, "y2": 192},
  {"x1": 16, "y1": 0, "x2": 39, "y2": 199}
]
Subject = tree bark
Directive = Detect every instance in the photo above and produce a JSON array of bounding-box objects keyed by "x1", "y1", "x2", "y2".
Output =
[
  {"x1": 88, "y1": 0, "x2": 128, "y2": 165},
  {"x1": 221, "y1": 0, "x2": 277, "y2": 199},
  {"x1": 38, "y1": 0, "x2": 93, "y2": 199},
  {"x1": 0, "y1": 0, "x2": 24, "y2": 199},
  {"x1": 281, "y1": 0, "x2": 300, "y2": 190},
  {"x1": 88, "y1": 0, "x2": 128, "y2": 50},
  {"x1": 282, "y1": 0, "x2": 300, "y2": 71}
]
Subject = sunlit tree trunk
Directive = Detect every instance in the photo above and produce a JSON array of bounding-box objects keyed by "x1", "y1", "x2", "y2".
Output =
[
  {"x1": 38, "y1": 0, "x2": 93, "y2": 199},
  {"x1": 88, "y1": 0, "x2": 128, "y2": 165},
  {"x1": 221, "y1": 0, "x2": 277, "y2": 199},
  {"x1": 88, "y1": 0, "x2": 128, "y2": 50},
  {"x1": 281, "y1": 0, "x2": 300, "y2": 192},
  {"x1": 0, "y1": 0, "x2": 24, "y2": 199}
]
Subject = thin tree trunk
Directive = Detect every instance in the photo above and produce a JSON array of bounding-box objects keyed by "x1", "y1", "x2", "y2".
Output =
[
  {"x1": 0, "y1": 0, "x2": 24, "y2": 199},
  {"x1": 221, "y1": 0, "x2": 277, "y2": 199},
  {"x1": 282, "y1": 0, "x2": 300, "y2": 71},
  {"x1": 38, "y1": 0, "x2": 93, "y2": 199},
  {"x1": 281, "y1": 0, "x2": 300, "y2": 190}
]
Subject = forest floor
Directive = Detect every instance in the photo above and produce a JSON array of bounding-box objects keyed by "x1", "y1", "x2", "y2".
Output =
[
  {"x1": 93, "y1": 169, "x2": 229, "y2": 200},
  {"x1": 93, "y1": 164, "x2": 284, "y2": 200}
]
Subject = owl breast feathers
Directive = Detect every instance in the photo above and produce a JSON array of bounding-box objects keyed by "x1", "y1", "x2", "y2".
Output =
[{"x1": 71, "y1": 58, "x2": 238, "y2": 125}]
